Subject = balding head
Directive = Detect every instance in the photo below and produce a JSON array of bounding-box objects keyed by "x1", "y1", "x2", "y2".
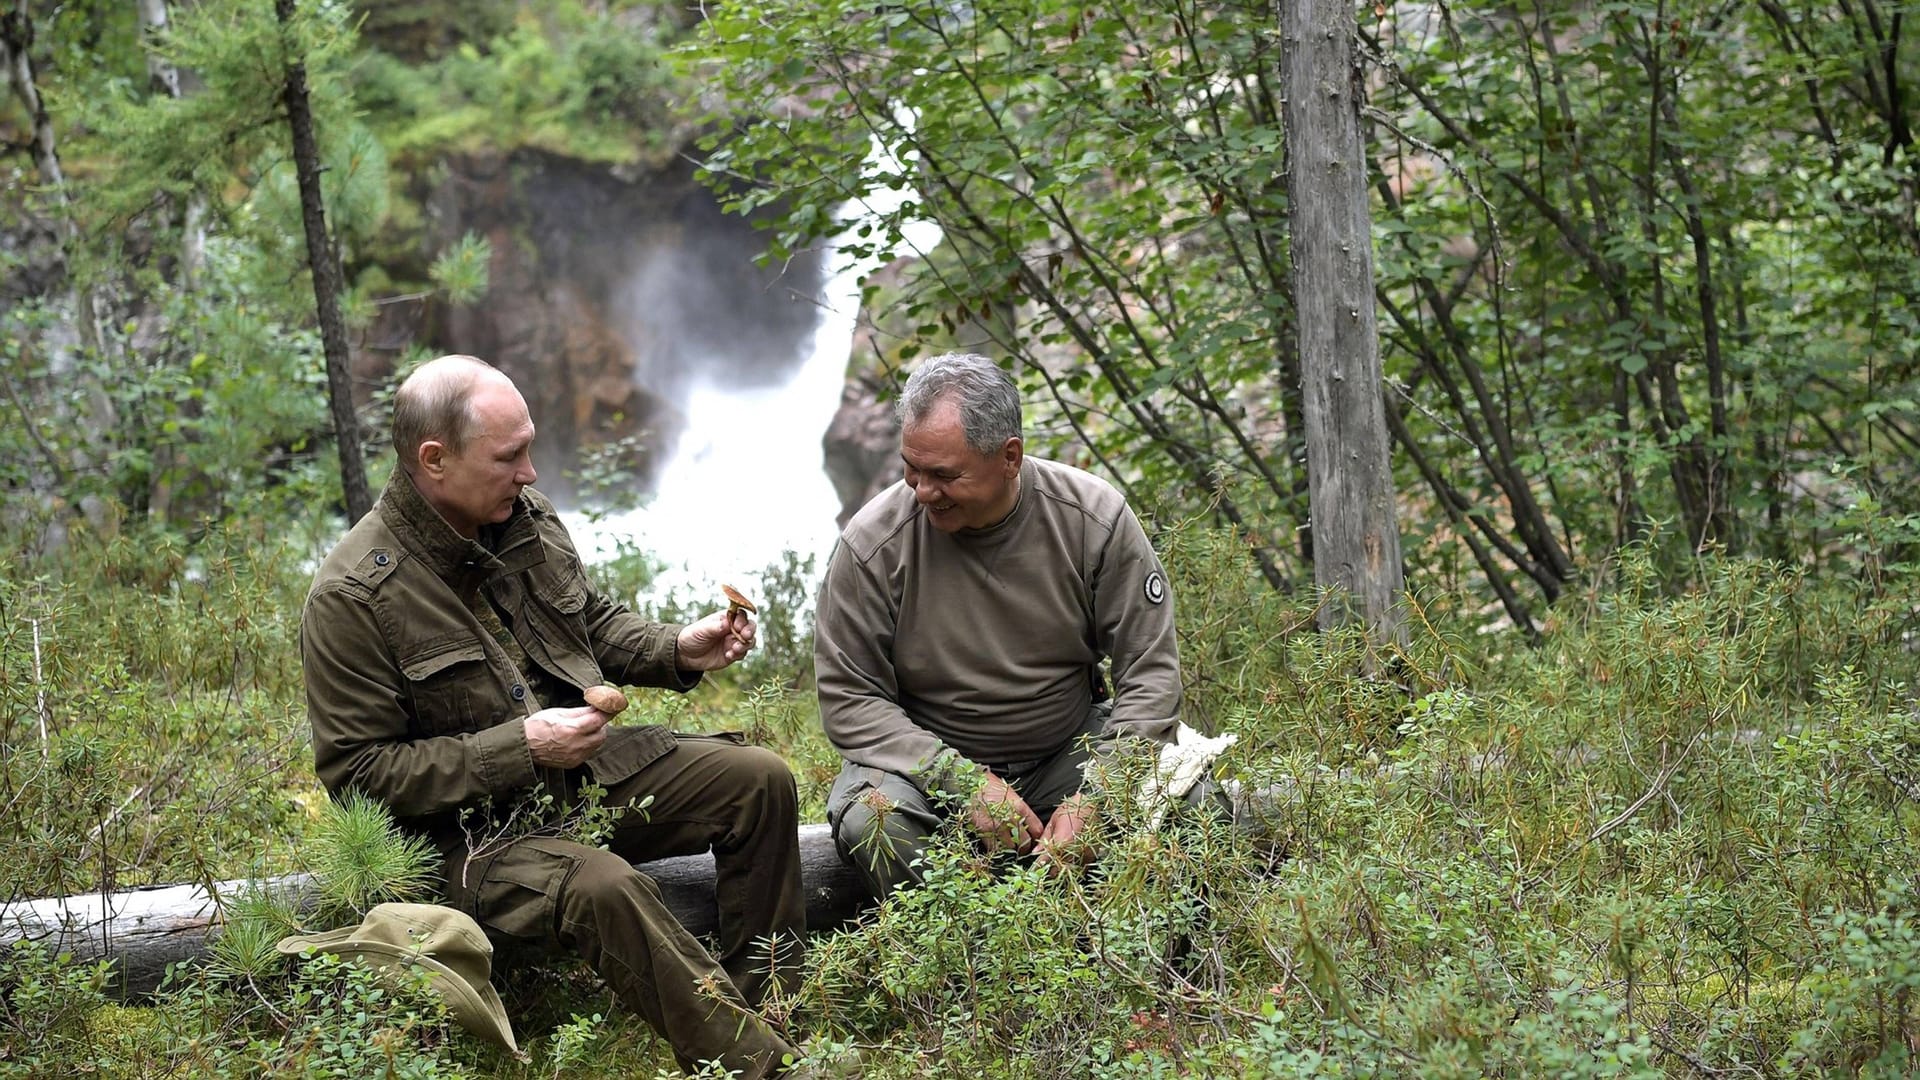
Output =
[
  {"x1": 391, "y1": 355, "x2": 538, "y2": 537},
  {"x1": 391, "y1": 354, "x2": 508, "y2": 477}
]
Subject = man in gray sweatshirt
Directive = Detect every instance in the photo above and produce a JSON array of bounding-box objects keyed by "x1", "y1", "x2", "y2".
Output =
[{"x1": 813, "y1": 352, "x2": 1182, "y2": 897}]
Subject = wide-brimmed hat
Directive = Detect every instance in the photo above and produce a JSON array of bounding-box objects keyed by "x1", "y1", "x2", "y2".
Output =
[{"x1": 277, "y1": 902, "x2": 519, "y2": 1055}]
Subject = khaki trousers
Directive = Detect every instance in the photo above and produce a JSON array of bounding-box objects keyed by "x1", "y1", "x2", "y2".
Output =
[{"x1": 445, "y1": 734, "x2": 804, "y2": 1078}]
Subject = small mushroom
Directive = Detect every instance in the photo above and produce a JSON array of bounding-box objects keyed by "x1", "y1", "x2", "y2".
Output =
[
  {"x1": 721, "y1": 584, "x2": 758, "y2": 619},
  {"x1": 583, "y1": 684, "x2": 629, "y2": 716}
]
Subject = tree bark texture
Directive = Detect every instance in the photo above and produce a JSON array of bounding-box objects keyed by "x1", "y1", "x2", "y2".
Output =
[
  {"x1": 137, "y1": 0, "x2": 207, "y2": 288},
  {"x1": 1280, "y1": 0, "x2": 1406, "y2": 644},
  {"x1": 1, "y1": 0, "x2": 108, "y2": 362},
  {"x1": 274, "y1": 0, "x2": 371, "y2": 524},
  {"x1": 0, "y1": 824, "x2": 866, "y2": 998}
]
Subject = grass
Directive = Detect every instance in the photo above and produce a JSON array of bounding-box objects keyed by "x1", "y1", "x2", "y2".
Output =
[{"x1": 4, "y1": 513, "x2": 1920, "y2": 1077}]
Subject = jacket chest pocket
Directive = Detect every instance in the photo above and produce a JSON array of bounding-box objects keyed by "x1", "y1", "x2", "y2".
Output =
[
  {"x1": 399, "y1": 640, "x2": 496, "y2": 737},
  {"x1": 521, "y1": 572, "x2": 599, "y2": 686}
]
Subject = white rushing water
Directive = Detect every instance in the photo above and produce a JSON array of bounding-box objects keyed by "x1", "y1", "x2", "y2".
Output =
[{"x1": 562, "y1": 134, "x2": 941, "y2": 614}]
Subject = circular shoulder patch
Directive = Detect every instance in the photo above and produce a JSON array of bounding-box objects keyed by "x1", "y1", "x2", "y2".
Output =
[{"x1": 1143, "y1": 570, "x2": 1167, "y2": 605}]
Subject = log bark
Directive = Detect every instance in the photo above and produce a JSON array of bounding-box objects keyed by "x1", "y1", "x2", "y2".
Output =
[{"x1": 1, "y1": 823, "x2": 864, "y2": 998}]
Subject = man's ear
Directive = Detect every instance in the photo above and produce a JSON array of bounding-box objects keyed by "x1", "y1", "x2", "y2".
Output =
[
  {"x1": 1001, "y1": 436, "x2": 1024, "y2": 477},
  {"x1": 417, "y1": 439, "x2": 447, "y2": 479}
]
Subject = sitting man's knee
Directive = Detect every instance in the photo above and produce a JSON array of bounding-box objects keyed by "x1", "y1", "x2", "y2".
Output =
[
  {"x1": 566, "y1": 847, "x2": 660, "y2": 910},
  {"x1": 836, "y1": 787, "x2": 930, "y2": 891},
  {"x1": 732, "y1": 744, "x2": 798, "y2": 794}
]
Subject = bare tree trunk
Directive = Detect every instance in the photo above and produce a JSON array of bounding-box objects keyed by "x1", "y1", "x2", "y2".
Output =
[
  {"x1": 1, "y1": 0, "x2": 121, "y2": 521},
  {"x1": 274, "y1": 0, "x2": 371, "y2": 523},
  {"x1": 136, "y1": 0, "x2": 207, "y2": 289},
  {"x1": 1, "y1": 1, "x2": 108, "y2": 363},
  {"x1": 1281, "y1": 0, "x2": 1406, "y2": 647},
  {"x1": 134, "y1": 0, "x2": 208, "y2": 525}
]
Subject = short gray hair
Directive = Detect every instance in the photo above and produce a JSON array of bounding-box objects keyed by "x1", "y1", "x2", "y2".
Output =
[
  {"x1": 898, "y1": 352, "x2": 1021, "y2": 454},
  {"x1": 391, "y1": 354, "x2": 499, "y2": 474}
]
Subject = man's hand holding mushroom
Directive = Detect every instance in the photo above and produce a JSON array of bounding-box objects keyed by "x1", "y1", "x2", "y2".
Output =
[
  {"x1": 525, "y1": 705, "x2": 612, "y2": 768},
  {"x1": 526, "y1": 684, "x2": 628, "y2": 767},
  {"x1": 675, "y1": 585, "x2": 759, "y2": 671}
]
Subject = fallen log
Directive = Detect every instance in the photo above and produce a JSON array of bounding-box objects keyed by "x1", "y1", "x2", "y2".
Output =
[
  {"x1": 0, "y1": 775, "x2": 1396, "y2": 997},
  {"x1": 1, "y1": 822, "x2": 864, "y2": 997},
  {"x1": 10, "y1": 737, "x2": 1748, "y2": 999}
]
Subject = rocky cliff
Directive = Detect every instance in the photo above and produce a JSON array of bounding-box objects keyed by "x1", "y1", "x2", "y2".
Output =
[{"x1": 352, "y1": 149, "x2": 826, "y2": 506}]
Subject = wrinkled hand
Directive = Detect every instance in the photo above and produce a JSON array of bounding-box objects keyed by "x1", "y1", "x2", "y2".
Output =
[
  {"x1": 675, "y1": 609, "x2": 757, "y2": 671},
  {"x1": 1034, "y1": 794, "x2": 1098, "y2": 874},
  {"x1": 525, "y1": 705, "x2": 608, "y2": 768},
  {"x1": 968, "y1": 771, "x2": 1043, "y2": 855}
]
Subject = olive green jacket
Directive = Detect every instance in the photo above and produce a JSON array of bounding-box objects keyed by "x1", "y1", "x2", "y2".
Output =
[{"x1": 300, "y1": 472, "x2": 693, "y2": 837}]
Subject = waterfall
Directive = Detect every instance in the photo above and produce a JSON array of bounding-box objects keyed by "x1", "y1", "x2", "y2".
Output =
[{"x1": 562, "y1": 135, "x2": 942, "y2": 616}]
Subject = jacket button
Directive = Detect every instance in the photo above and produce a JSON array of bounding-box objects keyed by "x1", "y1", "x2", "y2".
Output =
[
  {"x1": 510, "y1": 685, "x2": 525, "y2": 701},
  {"x1": 374, "y1": 553, "x2": 389, "y2": 566}
]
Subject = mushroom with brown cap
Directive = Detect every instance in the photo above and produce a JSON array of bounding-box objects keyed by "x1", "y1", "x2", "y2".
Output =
[
  {"x1": 721, "y1": 584, "x2": 758, "y2": 619},
  {"x1": 583, "y1": 684, "x2": 628, "y2": 716}
]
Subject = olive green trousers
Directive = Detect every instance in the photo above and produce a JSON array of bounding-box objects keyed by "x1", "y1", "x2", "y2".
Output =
[{"x1": 445, "y1": 734, "x2": 804, "y2": 1078}]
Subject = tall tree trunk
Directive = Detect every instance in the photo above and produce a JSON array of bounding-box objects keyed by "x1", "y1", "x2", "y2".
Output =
[
  {"x1": 2, "y1": 0, "x2": 119, "y2": 518},
  {"x1": 1, "y1": 1, "x2": 108, "y2": 363},
  {"x1": 136, "y1": 0, "x2": 206, "y2": 289},
  {"x1": 274, "y1": 0, "x2": 370, "y2": 524},
  {"x1": 136, "y1": 0, "x2": 207, "y2": 524},
  {"x1": 1281, "y1": 0, "x2": 1406, "y2": 647}
]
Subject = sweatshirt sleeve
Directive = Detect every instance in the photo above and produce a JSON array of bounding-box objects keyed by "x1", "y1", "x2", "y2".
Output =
[
  {"x1": 302, "y1": 584, "x2": 538, "y2": 819},
  {"x1": 1093, "y1": 504, "x2": 1181, "y2": 745},
  {"x1": 814, "y1": 539, "x2": 971, "y2": 799}
]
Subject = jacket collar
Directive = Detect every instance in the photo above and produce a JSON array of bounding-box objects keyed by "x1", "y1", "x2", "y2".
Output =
[{"x1": 377, "y1": 471, "x2": 548, "y2": 586}]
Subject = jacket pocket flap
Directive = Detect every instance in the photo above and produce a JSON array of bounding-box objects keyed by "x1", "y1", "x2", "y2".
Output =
[
  {"x1": 399, "y1": 639, "x2": 486, "y2": 682},
  {"x1": 542, "y1": 581, "x2": 586, "y2": 614},
  {"x1": 584, "y1": 724, "x2": 676, "y2": 786}
]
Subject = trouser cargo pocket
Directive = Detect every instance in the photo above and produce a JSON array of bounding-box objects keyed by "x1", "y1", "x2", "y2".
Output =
[{"x1": 450, "y1": 835, "x2": 579, "y2": 945}]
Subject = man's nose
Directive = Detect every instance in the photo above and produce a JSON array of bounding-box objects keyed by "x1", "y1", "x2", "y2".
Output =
[
  {"x1": 518, "y1": 459, "x2": 538, "y2": 485},
  {"x1": 912, "y1": 477, "x2": 940, "y2": 503}
]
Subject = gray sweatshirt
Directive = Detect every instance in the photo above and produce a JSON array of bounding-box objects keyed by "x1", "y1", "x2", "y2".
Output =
[{"x1": 814, "y1": 456, "x2": 1181, "y2": 798}]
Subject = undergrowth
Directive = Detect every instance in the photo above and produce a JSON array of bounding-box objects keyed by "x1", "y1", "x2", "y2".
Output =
[{"x1": 2, "y1": 513, "x2": 1917, "y2": 1076}]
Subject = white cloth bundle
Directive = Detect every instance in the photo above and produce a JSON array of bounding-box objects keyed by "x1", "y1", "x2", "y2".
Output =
[{"x1": 1138, "y1": 722, "x2": 1237, "y2": 829}]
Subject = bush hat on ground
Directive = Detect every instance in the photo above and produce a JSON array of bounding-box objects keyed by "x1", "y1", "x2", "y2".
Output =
[{"x1": 277, "y1": 901, "x2": 520, "y2": 1055}]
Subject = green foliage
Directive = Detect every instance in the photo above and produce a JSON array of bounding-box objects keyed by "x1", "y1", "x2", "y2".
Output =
[
  {"x1": 685, "y1": 0, "x2": 1920, "y2": 628},
  {"x1": 352, "y1": 4, "x2": 688, "y2": 167},
  {"x1": 208, "y1": 887, "x2": 303, "y2": 984},
  {"x1": 263, "y1": 953, "x2": 473, "y2": 1079},
  {"x1": 305, "y1": 791, "x2": 444, "y2": 921},
  {"x1": 430, "y1": 231, "x2": 494, "y2": 305},
  {"x1": 757, "y1": 529, "x2": 1920, "y2": 1076},
  {"x1": 686, "y1": 0, "x2": 1307, "y2": 593},
  {"x1": 0, "y1": 941, "x2": 114, "y2": 1078},
  {"x1": 0, "y1": 517, "x2": 320, "y2": 899},
  {"x1": 249, "y1": 120, "x2": 394, "y2": 258},
  {"x1": 1789, "y1": 880, "x2": 1920, "y2": 1073},
  {"x1": 77, "y1": 0, "x2": 361, "y2": 226},
  {"x1": 3, "y1": 498, "x2": 1920, "y2": 1074}
]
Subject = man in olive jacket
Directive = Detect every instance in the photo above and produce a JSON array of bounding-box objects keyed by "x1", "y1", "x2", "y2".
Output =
[{"x1": 301, "y1": 355, "x2": 801, "y2": 1078}]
